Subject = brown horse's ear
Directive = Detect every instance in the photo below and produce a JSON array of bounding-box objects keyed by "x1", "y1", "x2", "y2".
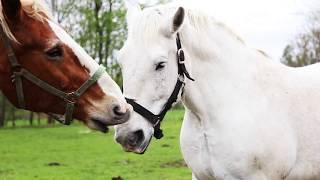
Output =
[
  {"x1": 1, "y1": 0, "x2": 22, "y2": 21},
  {"x1": 172, "y1": 7, "x2": 185, "y2": 33}
]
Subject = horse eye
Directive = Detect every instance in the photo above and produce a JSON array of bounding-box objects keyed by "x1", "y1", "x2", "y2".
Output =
[
  {"x1": 155, "y1": 62, "x2": 166, "y2": 71},
  {"x1": 46, "y1": 46, "x2": 63, "y2": 60}
]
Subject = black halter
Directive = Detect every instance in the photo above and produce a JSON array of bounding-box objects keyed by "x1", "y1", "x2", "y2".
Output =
[
  {"x1": 0, "y1": 26, "x2": 106, "y2": 125},
  {"x1": 125, "y1": 33, "x2": 194, "y2": 139}
]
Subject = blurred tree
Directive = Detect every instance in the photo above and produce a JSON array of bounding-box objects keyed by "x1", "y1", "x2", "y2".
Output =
[
  {"x1": 37, "y1": 113, "x2": 41, "y2": 125},
  {"x1": 29, "y1": 112, "x2": 34, "y2": 126},
  {"x1": 10, "y1": 106, "x2": 16, "y2": 127},
  {"x1": 0, "y1": 94, "x2": 6, "y2": 127},
  {"x1": 50, "y1": 0, "x2": 77, "y2": 23},
  {"x1": 282, "y1": 11, "x2": 320, "y2": 67}
]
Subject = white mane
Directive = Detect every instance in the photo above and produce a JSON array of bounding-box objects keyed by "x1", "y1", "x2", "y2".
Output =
[
  {"x1": 0, "y1": 0, "x2": 52, "y2": 42},
  {"x1": 127, "y1": 3, "x2": 248, "y2": 60},
  {"x1": 128, "y1": 4, "x2": 244, "y2": 45}
]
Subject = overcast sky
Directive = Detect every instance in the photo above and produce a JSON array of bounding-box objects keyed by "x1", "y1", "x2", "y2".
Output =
[{"x1": 140, "y1": 0, "x2": 320, "y2": 60}]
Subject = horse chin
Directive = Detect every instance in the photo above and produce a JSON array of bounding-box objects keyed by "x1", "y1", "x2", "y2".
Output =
[
  {"x1": 87, "y1": 112, "x2": 130, "y2": 133},
  {"x1": 86, "y1": 117, "x2": 122, "y2": 133},
  {"x1": 86, "y1": 118, "x2": 109, "y2": 133}
]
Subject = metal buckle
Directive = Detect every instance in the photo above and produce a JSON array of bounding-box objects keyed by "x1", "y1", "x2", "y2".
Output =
[
  {"x1": 10, "y1": 70, "x2": 23, "y2": 83},
  {"x1": 64, "y1": 92, "x2": 79, "y2": 104},
  {"x1": 153, "y1": 116, "x2": 161, "y2": 128},
  {"x1": 178, "y1": 74, "x2": 185, "y2": 83},
  {"x1": 177, "y1": 49, "x2": 185, "y2": 64},
  {"x1": 8, "y1": 51, "x2": 16, "y2": 58},
  {"x1": 11, "y1": 64, "x2": 22, "y2": 73}
]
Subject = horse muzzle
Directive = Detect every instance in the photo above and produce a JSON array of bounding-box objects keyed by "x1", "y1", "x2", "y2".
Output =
[
  {"x1": 115, "y1": 129, "x2": 152, "y2": 154},
  {"x1": 89, "y1": 106, "x2": 131, "y2": 133}
]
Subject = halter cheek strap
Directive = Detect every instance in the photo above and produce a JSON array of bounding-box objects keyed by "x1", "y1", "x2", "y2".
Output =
[
  {"x1": 126, "y1": 33, "x2": 195, "y2": 139},
  {"x1": 0, "y1": 26, "x2": 106, "y2": 125}
]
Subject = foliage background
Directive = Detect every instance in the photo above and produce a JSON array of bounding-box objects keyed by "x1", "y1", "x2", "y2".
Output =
[{"x1": 282, "y1": 11, "x2": 320, "y2": 66}]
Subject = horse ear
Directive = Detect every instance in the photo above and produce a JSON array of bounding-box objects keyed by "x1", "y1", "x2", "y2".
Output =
[
  {"x1": 21, "y1": 0, "x2": 35, "y2": 10},
  {"x1": 124, "y1": 0, "x2": 141, "y2": 29},
  {"x1": 171, "y1": 7, "x2": 185, "y2": 33},
  {"x1": 1, "y1": 0, "x2": 22, "y2": 21}
]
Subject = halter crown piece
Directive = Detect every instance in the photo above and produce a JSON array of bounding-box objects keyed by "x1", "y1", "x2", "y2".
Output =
[
  {"x1": 126, "y1": 33, "x2": 195, "y2": 139},
  {"x1": 0, "y1": 26, "x2": 105, "y2": 125}
]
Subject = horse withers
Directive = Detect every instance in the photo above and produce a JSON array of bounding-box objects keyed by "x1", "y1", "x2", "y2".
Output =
[
  {"x1": 0, "y1": 0, "x2": 131, "y2": 132},
  {"x1": 115, "y1": 1, "x2": 320, "y2": 179}
]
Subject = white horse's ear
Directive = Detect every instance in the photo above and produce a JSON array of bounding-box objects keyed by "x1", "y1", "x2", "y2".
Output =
[
  {"x1": 124, "y1": 0, "x2": 141, "y2": 28},
  {"x1": 171, "y1": 7, "x2": 185, "y2": 33}
]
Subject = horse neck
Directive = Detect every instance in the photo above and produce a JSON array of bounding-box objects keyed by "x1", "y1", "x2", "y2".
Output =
[{"x1": 180, "y1": 24, "x2": 282, "y2": 126}]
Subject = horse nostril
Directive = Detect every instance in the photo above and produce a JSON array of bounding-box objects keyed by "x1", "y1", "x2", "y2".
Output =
[
  {"x1": 127, "y1": 134, "x2": 139, "y2": 146},
  {"x1": 127, "y1": 130, "x2": 144, "y2": 147},
  {"x1": 113, "y1": 104, "x2": 126, "y2": 117},
  {"x1": 109, "y1": 103, "x2": 130, "y2": 124}
]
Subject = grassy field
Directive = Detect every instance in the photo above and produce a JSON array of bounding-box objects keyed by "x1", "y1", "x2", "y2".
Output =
[{"x1": 0, "y1": 110, "x2": 191, "y2": 180}]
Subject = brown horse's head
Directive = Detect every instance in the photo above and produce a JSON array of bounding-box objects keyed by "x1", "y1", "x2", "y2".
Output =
[{"x1": 0, "y1": 0, "x2": 131, "y2": 132}]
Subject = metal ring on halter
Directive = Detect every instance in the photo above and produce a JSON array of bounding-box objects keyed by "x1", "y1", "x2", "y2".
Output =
[
  {"x1": 63, "y1": 92, "x2": 79, "y2": 104},
  {"x1": 153, "y1": 118, "x2": 161, "y2": 128}
]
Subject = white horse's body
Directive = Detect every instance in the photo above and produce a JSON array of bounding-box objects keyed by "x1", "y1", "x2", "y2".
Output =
[
  {"x1": 181, "y1": 44, "x2": 320, "y2": 179},
  {"x1": 115, "y1": 2, "x2": 320, "y2": 179}
]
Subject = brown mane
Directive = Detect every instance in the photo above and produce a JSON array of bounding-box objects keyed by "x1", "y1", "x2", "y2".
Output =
[{"x1": 0, "y1": 0, "x2": 51, "y2": 42}]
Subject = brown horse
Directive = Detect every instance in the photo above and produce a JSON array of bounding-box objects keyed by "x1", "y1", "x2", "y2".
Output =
[{"x1": 0, "y1": 0, "x2": 130, "y2": 132}]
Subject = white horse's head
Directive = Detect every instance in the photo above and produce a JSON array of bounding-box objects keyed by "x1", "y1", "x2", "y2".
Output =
[{"x1": 114, "y1": 1, "x2": 190, "y2": 153}]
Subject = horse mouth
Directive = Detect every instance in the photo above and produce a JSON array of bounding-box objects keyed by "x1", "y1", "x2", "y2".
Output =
[
  {"x1": 91, "y1": 118, "x2": 109, "y2": 133},
  {"x1": 90, "y1": 112, "x2": 130, "y2": 133},
  {"x1": 123, "y1": 135, "x2": 152, "y2": 154}
]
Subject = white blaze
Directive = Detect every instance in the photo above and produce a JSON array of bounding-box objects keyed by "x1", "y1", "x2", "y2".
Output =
[{"x1": 48, "y1": 20, "x2": 125, "y2": 102}]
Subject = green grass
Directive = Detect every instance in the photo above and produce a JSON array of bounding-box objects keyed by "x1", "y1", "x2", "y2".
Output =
[{"x1": 0, "y1": 110, "x2": 191, "y2": 180}]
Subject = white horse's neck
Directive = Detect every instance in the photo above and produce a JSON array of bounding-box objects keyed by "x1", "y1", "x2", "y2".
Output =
[
  {"x1": 180, "y1": 21, "x2": 285, "y2": 128},
  {"x1": 172, "y1": 10, "x2": 320, "y2": 179}
]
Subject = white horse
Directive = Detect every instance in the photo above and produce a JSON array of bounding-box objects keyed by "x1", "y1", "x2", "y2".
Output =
[{"x1": 115, "y1": 1, "x2": 320, "y2": 179}]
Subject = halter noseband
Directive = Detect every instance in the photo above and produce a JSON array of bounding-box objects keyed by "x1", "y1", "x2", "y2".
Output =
[
  {"x1": 125, "y1": 33, "x2": 194, "y2": 139},
  {"x1": 0, "y1": 26, "x2": 105, "y2": 125}
]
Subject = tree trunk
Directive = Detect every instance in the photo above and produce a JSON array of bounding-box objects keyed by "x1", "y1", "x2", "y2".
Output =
[
  {"x1": 104, "y1": 0, "x2": 113, "y2": 65},
  {"x1": 47, "y1": 115, "x2": 54, "y2": 125},
  {"x1": 29, "y1": 112, "x2": 34, "y2": 126},
  {"x1": 0, "y1": 95, "x2": 6, "y2": 127},
  {"x1": 37, "y1": 113, "x2": 41, "y2": 125},
  {"x1": 94, "y1": 0, "x2": 104, "y2": 64},
  {"x1": 11, "y1": 107, "x2": 16, "y2": 127}
]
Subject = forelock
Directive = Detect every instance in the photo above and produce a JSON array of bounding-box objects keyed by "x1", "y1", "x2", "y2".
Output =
[{"x1": 0, "y1": 0, "x2": 52, "y2": 42}]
